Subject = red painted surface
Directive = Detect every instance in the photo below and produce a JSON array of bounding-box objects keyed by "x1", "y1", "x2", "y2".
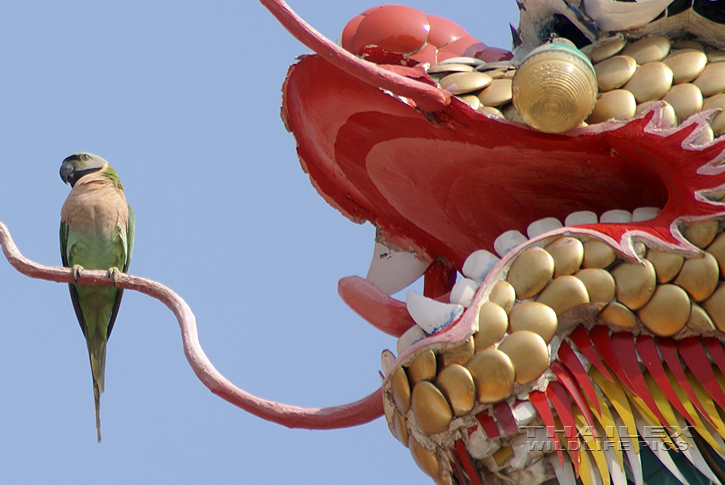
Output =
[
  {"x1": 352, "y1": 5, "x2": 430, "y2": 57},
  {"x1": 547, "y1": 382, "x2": 580, "y2": 475},
  {"x1": 283, "y1": 50, "x2": 725, "y2": 270},
  {"x1": 476, "y1": 410, "x2": 500, "y2": 439},
  {"x1": 658, "y1": 339, "x2": 715, "y2": 426},
  {"x1": 568, "y1": 326, "x2": 613, "y2": 381},
  {"x1": 705, "y1": 337, "x2": 725, "y2": 377},
  {"x1": 492, "y1": 401, "x2": 519, "y2": 437},
  {"x1": 529, "y1": 390, "x2": 564, "y2": 466},
  {"x1": 677, "y1": 337, "x2": 725, "y2": 412},
  {"x1": 590, "y1": 326, "x2": 632, "y2": 389},
  {"x1": 423, "y1": 258, "x2": 457, "y2": 298},
  {"x1": 551, "y1": 361, "x2": 597, "y2": 434},
  {"x1": 339, "y1": 3, "x2": 511, "y2": 67},
  {"x1": 455, "y1": 440, "x2": 484, "y2": 485},
  {"x1": 611, "y1": 332, "x2": 668, "y2": 425},
  {"x1": 556, "y1": 340, "x2": 601, "y2": 416},
  {"x1": 338, "y1": 276, "x2": 414, "y2": 337},
  {"x1": 636, "y1": 335, "x2": 695, "y2": 424}
]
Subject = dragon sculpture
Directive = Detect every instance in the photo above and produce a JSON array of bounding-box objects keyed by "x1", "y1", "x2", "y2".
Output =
[{"x1": 260, "y1": 0, "x2": 725, "y2": 483}]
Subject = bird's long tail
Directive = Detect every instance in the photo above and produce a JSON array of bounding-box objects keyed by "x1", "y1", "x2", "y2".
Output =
[{"x1": 87, "y1": 332, "x2": 107, "y2": 443}]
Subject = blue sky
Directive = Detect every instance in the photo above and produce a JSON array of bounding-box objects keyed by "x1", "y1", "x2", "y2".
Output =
[{"x1": 0, "y1": 1, "x2": 517, "y2": 483}]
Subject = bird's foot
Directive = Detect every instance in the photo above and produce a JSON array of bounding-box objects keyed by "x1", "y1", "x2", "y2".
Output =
[
  {"x1": 107, "y1": 267, "x2": 122, "y2": 287},
  {"x1": 71, "y1": 264, "x2": 84, "y2": 283}
]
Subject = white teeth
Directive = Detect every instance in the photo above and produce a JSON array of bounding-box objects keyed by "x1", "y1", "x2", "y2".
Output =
[
  {"x1": 380, "y1": 349, "x2": 396, "y2": 376},
  {"x1": 462, "y1": 249, "x2": 500, "y2": 283},
  {"x1": 406, "y1": 290, "x2": 464, "y2": 334},
  {"x1": 565, "y1": 210, "x2": 598, "y2": 226},
  {"x1": 527, "y1": 217, "x2": 562, "y2": 239},
  {"x1": 450, "y1": 277, "x2": 480, "y2": 307},
  {"x1": 396, "y1": 325, "x2": 426, "y2": 355},
  {"x1": 632, "y1": 206, "x2": 661, "y2": 222},
  {"x1": 600, "y1": 209, "x2": 632, "y2": 223},
  {"x1": 366, "y1": 241, "x2": 429, "y2": 296},
  {"x1": 494, "y1": 230, "x2": 528, "y2": 257}
]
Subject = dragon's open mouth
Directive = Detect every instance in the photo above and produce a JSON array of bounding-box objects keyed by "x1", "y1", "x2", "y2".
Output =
[{"x1": 269, "y1": 0, "x2": 725, "y2": 483}]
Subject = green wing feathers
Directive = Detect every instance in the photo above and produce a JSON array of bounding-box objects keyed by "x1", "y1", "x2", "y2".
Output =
[
  {"x1": 60, "y1": 220, "x2": 68, "y2": 267},
  {"x1": 124, "y1": 203, "x2": 134, "y2": 271}
]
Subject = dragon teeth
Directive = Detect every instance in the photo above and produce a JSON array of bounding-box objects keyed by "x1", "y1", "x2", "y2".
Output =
[
  {"x1": 450, "y1": 277, "x2": 480, "y2": 307},
  {"x1": 494, "y1": 229, "x2": 527, "y2": 257},
  {"x1": 462, "y1": 249, "x2": 500, "y2": 283},
  {"x1": 527, "y1": 217, "x2": 562, "y2": 239},
  {"x1": 397, "y1": 324, "x2": 426, "y2": 354},
  {"x1": 565, "y1": 210, "x2": 598, "y2": 226},
  {"x1": 600, "y1": 209, "x2": 632, "y2": 223},
  {"x1": 366, "y1": 241, "x2": 429, "y2": 296},
  {"x1": 632, "y1": 206, "x2": 660, "y2": 221},
  {"x1": 380, "y1": 349, "x2": 396, "y2": 376},
  {"x1": 406, "y1": 290, "x2": 464, "y2": 334}
]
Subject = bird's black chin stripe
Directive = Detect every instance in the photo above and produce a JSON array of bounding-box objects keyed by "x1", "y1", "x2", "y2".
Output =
[{"x1": 68, "y1": 167, "x2": 103, "y2": 187}]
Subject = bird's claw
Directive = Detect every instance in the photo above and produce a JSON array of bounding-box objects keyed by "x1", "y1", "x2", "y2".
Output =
[
  {"x1": 71, "y1": 265, "x2": 84, "y2": 283},
  {"x1": 107, "y1": 267, "x2": 122, "y2": 287}
]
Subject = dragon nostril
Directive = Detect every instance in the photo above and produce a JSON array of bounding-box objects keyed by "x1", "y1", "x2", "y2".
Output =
[
  {"x1": 667, "y1": 0, "x2": 694, "y2": 16},
  {"x1": 694, "y1": 0, "x2": 725, "y2": 23},
  {"x1": 549, "y1": 14, "x2": 592, "y2": 49}
]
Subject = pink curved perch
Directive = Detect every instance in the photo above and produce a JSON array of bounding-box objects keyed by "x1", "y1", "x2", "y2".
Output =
[
  {"x1": 0, "y1": 221, "x2": 383, "y2": 429},
  {"x1": 259, "y1": 0, "x2": 451, "y2": 112}
]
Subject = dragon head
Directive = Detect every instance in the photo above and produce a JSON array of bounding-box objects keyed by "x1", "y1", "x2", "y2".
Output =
[{"x1": 267, "y1": 0, "x2": 725, "y2": 483}]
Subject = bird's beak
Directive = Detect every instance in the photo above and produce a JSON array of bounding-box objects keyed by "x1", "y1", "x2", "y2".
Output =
[{"x1": 60, "y1": 160, "x2": 75, "y2": 186}]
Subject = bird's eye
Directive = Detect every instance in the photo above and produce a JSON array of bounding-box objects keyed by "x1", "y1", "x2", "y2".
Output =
[{"x1": 82, "y1": 154, "x2": 90, "y2": 161}]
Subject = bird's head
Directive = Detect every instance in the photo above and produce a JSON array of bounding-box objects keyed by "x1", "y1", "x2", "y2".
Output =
[{"x1": 60, "y1": 152, "x2": 109, "y2": 187}]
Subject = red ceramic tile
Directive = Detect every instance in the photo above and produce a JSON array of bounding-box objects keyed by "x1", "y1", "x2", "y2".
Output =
[{"x1": 353, "y1": 5, "x2": 429, "y2": 56}]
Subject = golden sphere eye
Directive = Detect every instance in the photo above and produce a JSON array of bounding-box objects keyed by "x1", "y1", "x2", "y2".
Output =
[
  {"x1": 82, "y1": 154, "x2": 90, "y2": 161},
  {"x1": 512, "y1": 42, "x2": 598, "y2": 133}
]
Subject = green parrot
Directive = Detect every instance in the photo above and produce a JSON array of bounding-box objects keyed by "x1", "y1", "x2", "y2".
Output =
[{"x1": 59, "y1": 152, "x2": 134, "y2": 442}]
